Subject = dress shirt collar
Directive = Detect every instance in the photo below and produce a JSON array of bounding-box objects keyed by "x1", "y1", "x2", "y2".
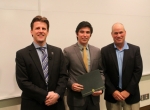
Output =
[
  {"x1": 33, "y1": 42, "x2": 47, "y2": 49},
  {"x1": 114, "y1": 41, "x2": 129, "y2": 51},
  {"x1": 77, "y1": 42, "x2": 89, "y2": 51}
]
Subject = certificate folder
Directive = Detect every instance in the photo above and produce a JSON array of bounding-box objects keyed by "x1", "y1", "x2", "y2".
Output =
[{"x1": 77, "y1": 69, "x2": 105, "y2": 97}]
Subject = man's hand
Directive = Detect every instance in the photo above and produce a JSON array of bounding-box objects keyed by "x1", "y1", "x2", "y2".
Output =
[
  {"x1": 72, "y1": 83, "x2": 84, "y2": 92},
  {"x1": 45, "y1": 91, "x2": 59, "y2": 106},
  {"x1": 113, "y1": 90, "x2": 125, "y2": 101},
  {"x1": 120, "y1": 90, "x2": 130, "y2": 99},
  {"x1": 92, "y1": 90, "x2": 103, "y2": 96}
]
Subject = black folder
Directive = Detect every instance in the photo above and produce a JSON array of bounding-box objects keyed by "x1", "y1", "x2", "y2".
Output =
[{"x1": 77, "y1": 69, "x2": 105, "y2": 97}]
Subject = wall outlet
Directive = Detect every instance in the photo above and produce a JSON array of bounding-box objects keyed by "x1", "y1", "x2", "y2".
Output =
[
  {"x1": 145, "y1": 93, "x2": 149, "y2": 100},
  {"x1": 141, "y1": 95, "x2": 144, "y2": 101},
  {"x1": 141, "y1": 93, "x2": 149, "y2": 101}
]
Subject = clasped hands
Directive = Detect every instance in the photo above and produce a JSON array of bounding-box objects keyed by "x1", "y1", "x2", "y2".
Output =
[
  {"x1": 45, "y1": 91, "x2": 59, "y2": 106},
  {"x1": 113, "y1": 90, "x2": 130, "y2": 101},
  {"x1": 72, "y1": 83, "x2": 103, "y2": 96}
]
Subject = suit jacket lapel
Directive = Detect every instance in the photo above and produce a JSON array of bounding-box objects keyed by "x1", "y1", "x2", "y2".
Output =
[
  {"x1": 122, "y1": 49, "x2": 129, "y2": 72},
  {"x1": 29, "y1": 44, "x2": 45, "y2": 80},
  {"x1": 110, "y1": 44, "x2": 119, "y2": 72},
  {"x1": 47, "y1": 45, "x2": 54, "y2": 78},
  {"x1": 74, "y1": 43, "x2": 87, "y2": 72},
  {"x1": 88, "y1": 44, "x2": 94, "y2": 70}
]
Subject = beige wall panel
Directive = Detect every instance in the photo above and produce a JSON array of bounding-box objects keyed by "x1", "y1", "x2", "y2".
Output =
[{"x1": 0, "y1": 0, "x2": 38, "y2": 10}]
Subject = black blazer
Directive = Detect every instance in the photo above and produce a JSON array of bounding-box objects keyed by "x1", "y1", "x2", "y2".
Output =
[
  {"x1": 101, "y1": 43, "x2": 143, "y2": 104},
  {"x1": 16, "y1": 44, "x2": 68, "y2": 110}
]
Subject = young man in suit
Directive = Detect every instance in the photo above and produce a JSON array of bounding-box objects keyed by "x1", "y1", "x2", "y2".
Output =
[
  {"x1": 64, "y1": 21, "x2": 103, "y2": 110},
  {"x1": 16, "y1": 15, "x2": 68, "y2": 110},
  {"x1": 101, "y1": 23, "x2": 143, "y2": 110}
]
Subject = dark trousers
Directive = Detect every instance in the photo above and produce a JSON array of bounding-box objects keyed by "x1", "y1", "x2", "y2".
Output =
[{"x1": 68, "y1": 96, "x2": 100, "y2": 110}]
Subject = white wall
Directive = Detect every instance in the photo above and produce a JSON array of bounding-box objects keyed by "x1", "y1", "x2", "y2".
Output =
[
  {"x1": 40, "y1": 0, "x2": 150, "y2": 75},
  {"x1": 0, "y1": 0, "x2": 150, "y2": 109}
]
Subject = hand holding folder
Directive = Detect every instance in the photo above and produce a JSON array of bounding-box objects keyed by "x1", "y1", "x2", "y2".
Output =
[{"x1": 77, "y1": 69, "x2": 105, "y2": 97}]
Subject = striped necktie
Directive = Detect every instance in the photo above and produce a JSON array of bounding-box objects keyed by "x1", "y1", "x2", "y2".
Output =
[
  {"x1": 39, "y1": 47, "x2": 49, "y2": 84},
  {"x1": 83, "y1": 46, "x2": 88, "y2": 72}
]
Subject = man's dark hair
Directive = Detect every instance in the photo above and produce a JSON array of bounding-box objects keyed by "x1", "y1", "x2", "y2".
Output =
[
  {"x1": 75, "y1": 21, "x2": 93, "y2": 35},
  {"x1": 30, "y1": 15, "x2": 49, "y2": 30}
]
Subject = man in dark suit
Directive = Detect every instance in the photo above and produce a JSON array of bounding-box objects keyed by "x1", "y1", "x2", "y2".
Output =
[
  {"x1": 101, "y1": 23, "x2": 143, "y2": 110},
  {"x1": 64, "y1": 21, "x2": 103, "y2": 110},
  {"x1": 16, "y1": 15, "x2": 68, "y2": 110}
]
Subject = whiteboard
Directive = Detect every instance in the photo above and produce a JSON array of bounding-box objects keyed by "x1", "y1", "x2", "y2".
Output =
[
  {"x1": 0, "y1": 0, "x2": 39, "y2": 100},
  {"x1": 0, "y1": 0, "x2": 150, "y2": 100}
]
